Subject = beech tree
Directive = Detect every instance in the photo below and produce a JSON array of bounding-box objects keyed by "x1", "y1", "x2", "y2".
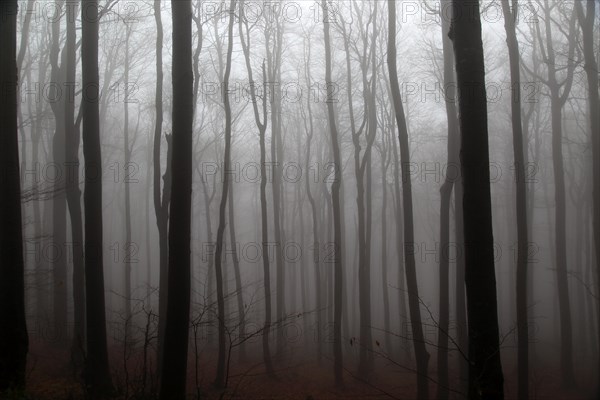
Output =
[
  {"x1": 81, "y1": 0, "x2": 113, "y2": 395},
  {"x1": 159, "y1": 0, "x2": 194, "y2": 398},
  {"x1": 450, "y1": 0, "x2": 504, "y2": 397},
  {"x1": 387, "y1": 1, "x2": 430, "y2": 398},
  {"x1": 0, "y1": 0, "x2": 28, "y2": 392}
]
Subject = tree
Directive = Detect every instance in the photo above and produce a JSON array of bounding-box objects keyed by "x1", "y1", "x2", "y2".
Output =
[
  {"x1": 574, "y1": 1, "x2": 600, "y2": 394},
  {"x1": 436, "y1": 1, "x2": 460, "y2": 397},
  {"x1": 212, "y1": 0, "x2": 237, "y2": 387},
  {"x1": 49, "y1": 0, "x2": 68, "y2": 346},
  {"x1": 81, "y1": 0, "x2": 113, "y2": 395},
  {"x1": 322, "y1": 0, "x2": 344, "y2": 386},
  {"x1": 0, "y1": 0, "x2": 28, "y2": 392},
  {"x1": 238, "y1": 0, "x2": 275, "y2": 376},
  {"x1": 449, "y1": 0, "x2": 504, "y2": 397},
  {"x1": 527, "y1": 1, "x2": 577, "y2": 386},
  {"x1": 153, "y1": 0, "x2": 172, "y2": 377},
  {"x1": 64, "y1": 0, "x2": 86, "y2": 369},
  {"x1": 500, "y1": 1, "x2": 529, "y2": 398},
  {"x1": 338, "y1": 3, "x2": 379, "y2": 375},
  {"x1": 387, "y1": 2, "x2": 430, "y2": 398},
  {"x1": 159, "y1": 0, "x2": 194, "y2": 397}
]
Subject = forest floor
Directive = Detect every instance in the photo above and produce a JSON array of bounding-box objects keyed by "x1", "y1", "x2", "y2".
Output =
[{"x1": 21, "y1": 338, "x2": 596, "y2": 400}]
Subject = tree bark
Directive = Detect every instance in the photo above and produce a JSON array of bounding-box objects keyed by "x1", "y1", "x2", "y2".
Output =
[
  {"x1": 449, "y1": 0, "x2": 504, "y2": 397},
  {"x1": 574, "y1": 0, "x2": 600, "y2": 394},
  {"x1": 82, "y1": 0, "x2": 113, "y2": 395},
  {"x1": 0, "y1": 0, "x2": 28, "y2": 391},
  {"x1": 159, "y1": 0, "x2": 194, "y2": 398},
  {"x1": 64, "y1": 0, "x2": 85, "y2": 370}
]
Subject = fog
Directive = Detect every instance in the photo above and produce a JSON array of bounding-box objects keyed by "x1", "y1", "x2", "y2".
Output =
[{"x1": 1, "y1": 0, "x2": 598, "y2": 399}]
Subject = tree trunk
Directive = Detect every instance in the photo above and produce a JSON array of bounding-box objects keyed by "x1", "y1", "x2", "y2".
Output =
[
  {"x1": 0, "y1": 0, "x2": 28, "y2": 391},
  {"x1": 501, "y1": 1, "x2": 529, "y2": 398},
  {"x1": 436, "y1": 2, "x2": 459, "y2": 396},
  {"x1": 387, "y1": 2, "x2": 430, "y2": 398},
  {"x1": 449, "y1": 0, "x2": 504, "y2": 397},
  {"x1": 238, "y1": 2, "x2": 275, "y2": 375},
  {"x1": 574, "y1": 0, "x2": 600, "y2": 394},
  {"x1": 159, "y1": 0, "x2": 194, "y2": 398},
  {"x1": 228, "y1": 179, "x2": 246, "y2": 361},
  {"x1": 212, "y1": 0, "x2": 236, "y2": 387},
  {"x1": 153, "y1": 0, "x2": 172, "y2": 378},
  {"x1": 123, "y1": 23, "x2": 133, "y2": 341},
  {"x1": 49, "y1": 0, "x2": 68, "y2": 347},
  {"x1": 64, "y1": 0, "x2": 85, "y2": 370},
  {"x1": 82, "y1": 0, "x2": 113, "y2": 395},
  {"x1": 323, "y1": 0, "x2": 344, "y2": 386}
]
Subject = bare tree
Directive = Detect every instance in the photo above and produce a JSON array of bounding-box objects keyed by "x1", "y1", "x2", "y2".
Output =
[
  {"x1": 501, "y1": 1, "x2": 529, "y2": 398},
  {"x1": 387, "y1": 2, "x2": 430, "y2": 398},
  {"x1": 574, "y1": 1, "x2": 600, "y2": 394},
  {"x1": 238, "y1": 0, "x2": 275, "y2": 376},
  {"x1": 0, "y1": 0, "x2": 28, "y2": 392},
  {"x1": 213, "y1": 0, "x2": 237, "y2": 388},
  {"x1": 450, "y1": 0, "x2": 504, "y2": 397},
  {"x1": 159, "y1": 0, "x2": 194, "y2": 398},
  {"x1": 82, "y1": 0, "x2": 113, "y2": 395},
  {"x1": 323, "y1": 0, "x2": 344, "y2": 386}
]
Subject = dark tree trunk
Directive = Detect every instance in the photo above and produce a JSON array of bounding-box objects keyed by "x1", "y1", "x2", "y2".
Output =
[
  {"x1": 49, "y1": 0, "x2": 68, "y2": 347},
  {"x1": 0, "y1": 0, "x2": 28, "y2": 391},
  {"x1": 213, "y1": 0, "x2": 236, "y2": 387},
  {"x1": 228, "y1": 180, "x2": 246, "y2": 361},
  {"x1": 81, "y1": 0, "x2": 113, "y2": 396},
  {"x1": 123, "y1": 24, "x2": 133, "y2": 339},
  {"x1": 64, "y1": 0, "x2": 85, "y2": 370},
  {"x1": 501, "y1": 1, "x2": 529, "y2": 398},
  {"x1": 574, "y1": 0, "x2": 600, "y2": 394},
  {"x1": 323, "y1": 0, "x2": 344, "y2": 386},
  {"x1": 301, "y1": 38, "x2": 323, "y2": 362},
  {"x1": 387, "y1": 2, "x2": 430, "y2": 398},
  {"x1": 153, "y1": 0, "x2": 172, "y2": 378},
  {"x1": 449, "y1": 0, "x2": 504, "y2": 397},
  {"x1": 159, "y1": 0, "x2": 194, "y2": 398}
]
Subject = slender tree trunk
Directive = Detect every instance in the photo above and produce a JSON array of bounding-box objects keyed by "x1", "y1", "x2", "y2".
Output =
[
  {"x1": 49, "y1": 0, "x2": 68, "y2": 346},
  {"x1": 82, "y1": 0, "x2": 113, "y2": 395},
  {"x1": 64, "y1": 0, "x2": 85, "y2": 370},
  {"x1": 228, "y1": 179, "x2": 246, "y2": 361},
  {"x1": 449, "y1": 0, "x2": 504, "y2": 397},
  {"x1": 301, "y1": 39, "x2": 323, "y2": 362},
  {"x1": 436, "y1": 3, "x2": 459, "y2": 397},
  {"x1": 501, "y1": 1, "x2": 529, "y2": 398},
  {"x1": 574, "y1": 0, "x2": 600, "y2": 393},
  {"x1": 323, "y1": 0, "x2": 344, "y2": 386},
  {"x1": 153, "y1": 0, "x2": 172, "y2": 378},
  {"x1": 380, "y1": 145, "x2": 392, "y2": 354},
  {"x1": 238, "y1": 2, "x2": 275, "y2": 375},
  {"x1": 123, "y1": 24, "x2": 133, "y2": 341},
  {"x1": 159, "y1": 0, "x2": 194, "y2": 398},
  {"x1": 387, "y1": 2, "x2": 430, "y2": 398},
  {"x1": 0, "y1": 0, "x2": 28, "y2": 391},
  {"x1": 213, "y1": 0, "x2": 236, "y2": 387}
]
